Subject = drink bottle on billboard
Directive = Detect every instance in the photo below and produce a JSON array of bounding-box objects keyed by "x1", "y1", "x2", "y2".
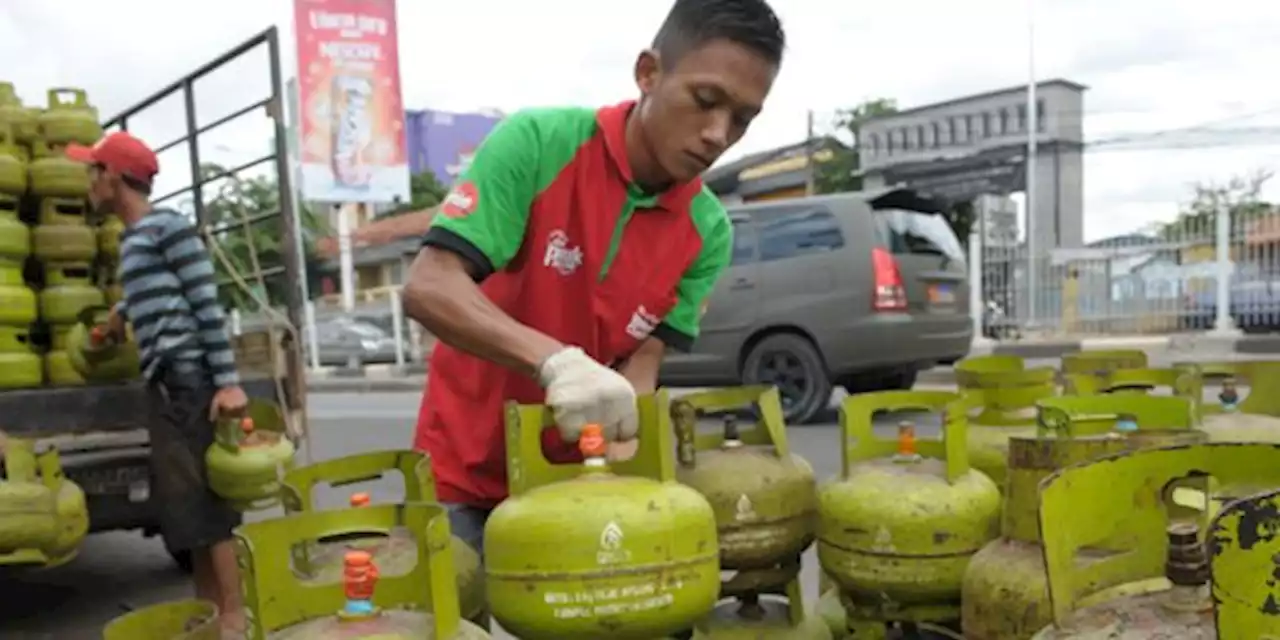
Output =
[{"x1": 330, "y1": 74, "x2": 374, "y2": 188}]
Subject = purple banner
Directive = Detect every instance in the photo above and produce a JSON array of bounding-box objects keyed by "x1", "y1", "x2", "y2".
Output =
[{"x1": 404, "y1": 108, "x2": 503, "y2": 185}]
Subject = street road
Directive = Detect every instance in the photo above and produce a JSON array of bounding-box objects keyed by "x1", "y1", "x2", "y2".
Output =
[{"x1": 0, "y1": 381, "x2": 1205, "y2": 638}]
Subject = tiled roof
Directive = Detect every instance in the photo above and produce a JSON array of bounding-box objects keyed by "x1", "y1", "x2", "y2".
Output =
[{"x1": 315, "y1": 206, "x2": 438, "y2": 258}]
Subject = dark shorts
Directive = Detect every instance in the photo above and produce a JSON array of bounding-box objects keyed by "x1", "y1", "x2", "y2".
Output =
[{"x1": 148, "y1": 370, "x2": 242, "y2": 554}]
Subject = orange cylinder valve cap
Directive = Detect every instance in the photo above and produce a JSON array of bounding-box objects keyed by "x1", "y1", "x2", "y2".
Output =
[
  {"x1": 350, "y1": 492, "x2": 371, "y2": 507},
  {"x1": 579, "y1": 424, "x2": 607, "y2": 457},
  {"x1": 896, "y1": 421, "x2": 918, "y2": 457},
  {"x1": 343, "y1": 550, "x2": 378, "y2": 600}
]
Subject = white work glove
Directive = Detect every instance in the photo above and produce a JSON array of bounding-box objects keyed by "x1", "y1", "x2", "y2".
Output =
[{"x1": 538, "y1": 346, "x2": 638, "y2": 443}]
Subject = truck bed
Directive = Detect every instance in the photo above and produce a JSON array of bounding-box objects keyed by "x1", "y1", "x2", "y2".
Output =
[{"x1": 0, "y1": 377, "x2": 292, "y2": 436}]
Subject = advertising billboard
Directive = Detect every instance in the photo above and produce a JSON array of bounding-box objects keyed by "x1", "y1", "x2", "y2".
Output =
[
  {"x1": 293, "y1": 0, "x2": 410, "y2": 203},
  {"x1": 404, "y1": 109, "x2": 503, "y2": 185}
]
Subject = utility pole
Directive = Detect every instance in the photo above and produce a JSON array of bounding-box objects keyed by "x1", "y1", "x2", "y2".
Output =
[
  {"x1": 1024, "y1": 0, "x2": 1039, "y2": 327},
  {"x1": 805, "y1": 109, "x2": 816, "y2": 195}
]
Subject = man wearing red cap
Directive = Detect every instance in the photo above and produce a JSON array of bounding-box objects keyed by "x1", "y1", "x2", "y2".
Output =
[{"x1": 67, "y1": 132, "x2": 250, "y2": 634}]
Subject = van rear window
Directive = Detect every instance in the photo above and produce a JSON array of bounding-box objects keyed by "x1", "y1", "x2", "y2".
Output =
[{"x1": 874, "y1": 208, "x2": 965, "y2": 262}]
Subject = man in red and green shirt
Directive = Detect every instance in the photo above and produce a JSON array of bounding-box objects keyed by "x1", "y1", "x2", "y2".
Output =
[{"x1": 401, "y1": 0, "x2": 786, "y2": 553}]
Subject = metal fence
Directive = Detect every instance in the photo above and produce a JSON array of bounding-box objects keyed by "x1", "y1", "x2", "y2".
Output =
[
  {"x1": 232, "y1": 285, "x2": 429, "y2": 370},
  {"x1": 976, "y1": 197, "x2": 1280, "y2": 339}
]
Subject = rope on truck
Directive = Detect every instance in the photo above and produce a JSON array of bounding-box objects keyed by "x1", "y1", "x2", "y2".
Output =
[{"x1": 200, "y1": 181, "x2": 313, "y2": 465}]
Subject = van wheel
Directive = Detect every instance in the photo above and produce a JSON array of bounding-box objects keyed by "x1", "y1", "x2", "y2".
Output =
[{"x1": 742, "y1": 333, "x2": 831, "y2": 425}]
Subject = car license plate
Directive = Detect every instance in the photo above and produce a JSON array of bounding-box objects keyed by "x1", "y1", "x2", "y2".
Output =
[
  {"x1": 70, "y1": 465, "x2": 151, "y2": 497},
  {"x1": 929, "y1": 284, "x2": 957, "y2": 305}
]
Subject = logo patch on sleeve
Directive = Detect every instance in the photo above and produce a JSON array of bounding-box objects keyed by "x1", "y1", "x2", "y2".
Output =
[{"x1": 440, "y1": 182, "x2": 479, "y2": 218}]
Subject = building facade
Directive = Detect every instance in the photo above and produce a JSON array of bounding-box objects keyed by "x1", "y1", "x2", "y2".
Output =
[
  {"x1": 404, "y1": 108, "x2": 504, "y2": 185},
  {"x1": 858, "y1": 78, "x2": 1087, "y2": 251}
]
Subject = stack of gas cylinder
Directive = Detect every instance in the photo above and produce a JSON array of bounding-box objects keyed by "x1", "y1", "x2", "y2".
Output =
[
  {"x1": 97, "y1": 214, "x2": 124, "y2": 307},
  {"x1": 0, "y1": 81, "x2": 141, "y2": 387},
  {"x1": 0, "y1": 89, "x2": 40, "y2": 389}
]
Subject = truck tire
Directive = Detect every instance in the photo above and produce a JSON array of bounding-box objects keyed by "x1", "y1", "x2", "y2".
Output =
[{"x1": 741, "y1": 332, "x2": 831, "y2": 425}]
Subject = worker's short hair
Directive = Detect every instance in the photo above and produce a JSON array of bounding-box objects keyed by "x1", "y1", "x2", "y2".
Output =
[{"x1": 651, "y1": 0, "x2": 786, "y2": 69}]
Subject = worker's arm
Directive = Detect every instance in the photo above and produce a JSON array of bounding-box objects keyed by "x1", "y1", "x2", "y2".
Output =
[
  {"x1": 402, "y1": 111, "x2": 562, "y2": 378},
  {"x1": 647, "y1": 198, "x2": 734, "y2": 354},
  {"x1": 158, "y1": 214, "x2": 240, "y2": 389},
  {"x1": 617, "y1": 338, "x2": 666, "y2": 394}
]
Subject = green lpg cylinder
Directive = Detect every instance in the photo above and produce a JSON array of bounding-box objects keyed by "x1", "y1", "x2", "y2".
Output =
[
  {"x1": 103, "y1": 599, "x2": 221, "y2": 640},
  {"x1": 205, "y1": 400, "x2": 296, "y2": 511},
  {"x1": 817, "y1": 391, "x2": 1001, "y2": 637},
  {"x1": 280, "y1": 450, "x2": 486, "y2": 626},
  {"x1": 953, "y1": 354, "x2": 1056, "y2": 487},
  {"x1": 40, "y1": 262, "x2": 105, "y2": 325},
  {"x1": 0, "y1": 324, "x2": 44, "y2": 390},
  {"x1": 1176, "y1": 360, "x2": 1280, "y2": 443},
  {"x1": 959, "y1": 394, "x2": 1205, "y2": 640},
  {"x1": 33, "y1": 222, "x2": 96, "y2": 263},
  {"x1": 44, "y1": 350, "x2": 86, "y2": 387},
  {"x1": 1059, "y1": 349, "x2": 1147, "y2": 384},
  {"x1": 0, "y1": 83, "x2": 39, "y2": 145},
  {"x1": 0, "y1": 199, "x2": 31, "y2": 267},
  {"x1": 98, "y1": 216, "x2": 124, "y2": 261},
  {"x1": 37, "y1": 196, "x2": 89, "y2": 226},
  {"x1": 33, "y1": 445, "x2": 88, "y2": 568},
  {"x1": 65, "y1": 305, "x2": 140, "y2": 382},
  {"x1": 1207, "y1": 486, "x2": 1280, "y2": 639},
  {"x1": 485, "y1": 391, "x2": 720, "y2": 640},
  {"x1": 1028, "y1": 442, "x2": 1280, "y2": 639},
  {"x1": 671, "y1": 386, "x2": 829, "y2": 640},
  {"x1": 37, "y1": 89, "x2": 102, "y2": 146},
  {"x1": 0, "y1": 264, "x2": 37, "y2": 327},
  {"x1": 236, "y1": 502, "x2": 490, "y2": 639},
  {"x1": 28, "y1": 146, "x2": 89, "y2": 198},
  {"x1": 0, "y1": 125, "x2": 28, "y2": 197},
  {"x1": 1062, "y1": 366, "x2": 1186, "y2": 396},
  {"x1": 0, "y1": 439, "x2": 59, "y2": 563}
]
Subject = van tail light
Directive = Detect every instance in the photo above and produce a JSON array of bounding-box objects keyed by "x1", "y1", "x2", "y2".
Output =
[{"x1": 872, "y1": 247, "x2": 908, "y2": 312}]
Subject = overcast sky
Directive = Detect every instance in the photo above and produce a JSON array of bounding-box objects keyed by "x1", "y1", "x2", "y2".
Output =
[{"x1": 3, "y1": 0, "x2": 1279, "y2": 242}]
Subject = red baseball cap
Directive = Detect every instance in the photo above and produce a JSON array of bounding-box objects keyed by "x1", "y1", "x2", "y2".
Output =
[{"x1": 66, "y1": 132, "x2": 159, "y2": 185}]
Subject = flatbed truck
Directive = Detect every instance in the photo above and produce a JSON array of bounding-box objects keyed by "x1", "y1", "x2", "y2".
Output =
[{"x1": 2, "y1": 27, "x2": 308, "y2": 570}]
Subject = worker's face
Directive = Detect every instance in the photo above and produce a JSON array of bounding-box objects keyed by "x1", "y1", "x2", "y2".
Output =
[
  {"x1": 634, "y1": 39, "x2": 777, "y2": 184},
  {"x1": 86, "y1": 164, "x2": 121, "y2": 214}
]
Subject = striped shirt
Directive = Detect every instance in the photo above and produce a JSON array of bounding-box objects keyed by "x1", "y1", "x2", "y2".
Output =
[{"x1": 116, "y1": 208, "x2": 239, "y2": 388}]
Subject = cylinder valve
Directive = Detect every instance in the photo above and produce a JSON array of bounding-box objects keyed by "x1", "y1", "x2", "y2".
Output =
[{"x1": 1161, "y1": 521, "x2": 1211, "y2": 613}]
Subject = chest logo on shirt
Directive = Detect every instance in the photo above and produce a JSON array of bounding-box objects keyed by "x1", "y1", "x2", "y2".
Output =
[
  {"x1": 440, "y1": 182, "x2": 479, "y2": 218},
  {"x1": 543, "y1": 229, "x2": 583, "y2": 276},
  {"x1": 626, "y1": 305, "x2": 660, "y2": 340}
]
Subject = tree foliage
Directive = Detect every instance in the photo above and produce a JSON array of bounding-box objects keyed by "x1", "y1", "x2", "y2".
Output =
[
  {"x1": 378, "y1": 171, "x2": 449, "y2": 219},
  {"x1": 812, "y1": 98, "x2": 976, "y2": 244},
  {"x1": 812, "y1": 98, "x2": 899, "y2": 195},
  {"x1": 193, "y1": 164, "x2": 330, "y2": 310},
  {"x1": 1155, "y1": 169, "x2": 1275, "y2": 241}
]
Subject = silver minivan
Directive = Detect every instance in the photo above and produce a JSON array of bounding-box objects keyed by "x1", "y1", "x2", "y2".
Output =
[{"x1": 660, "y1": 188, "x2": 973, "y2": 423}]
